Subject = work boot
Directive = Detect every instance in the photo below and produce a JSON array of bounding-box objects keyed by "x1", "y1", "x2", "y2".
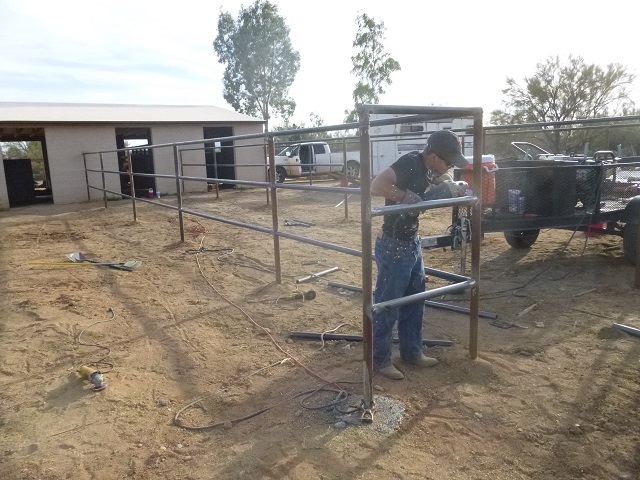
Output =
[
  {"x1": 376, "y1": 364, "x2": 405, "y2": 380},
  {"x1": 403, "y1": 354, "x2": 438, "y2": 368}
]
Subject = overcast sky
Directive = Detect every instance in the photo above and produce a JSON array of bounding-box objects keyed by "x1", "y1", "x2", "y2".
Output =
[{"x1": 2, "y1": 0, "x2": 640, "y2": 126}]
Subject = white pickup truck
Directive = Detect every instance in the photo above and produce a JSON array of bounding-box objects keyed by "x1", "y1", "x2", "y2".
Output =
[{"x1": 274, "y1": 142, "x2": 360, "y2": 183}]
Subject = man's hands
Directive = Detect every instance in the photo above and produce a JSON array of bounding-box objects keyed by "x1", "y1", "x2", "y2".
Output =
[{"x1": 442, "y1": 180, "x2": 469, "y2": 198}]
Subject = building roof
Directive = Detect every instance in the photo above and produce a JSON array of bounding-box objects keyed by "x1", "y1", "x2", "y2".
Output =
[{"x1": 0, "y1": 102, "x2": 264, "y2": 124}]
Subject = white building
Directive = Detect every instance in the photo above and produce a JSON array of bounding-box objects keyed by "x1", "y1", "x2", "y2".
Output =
[{"x1": 0, "y1": 102, "x2": 265, "y2": 210}]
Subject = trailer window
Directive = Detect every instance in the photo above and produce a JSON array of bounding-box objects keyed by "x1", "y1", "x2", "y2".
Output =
[
  {"x1": 399, "y1": 125, "x2": 424, "y2": 133},
  {"x1": 398, "y1": 143, "x2": 426, "y2": 152}
]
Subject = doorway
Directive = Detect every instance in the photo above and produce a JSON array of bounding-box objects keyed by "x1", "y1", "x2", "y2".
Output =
[
  {"x1": 203, "y1": 127, "x2": 235, "y2": 189},
  {"x1": 1, "y1": 127, "x2": 52, "y2": 207},
  {"x1": 115, "y1": 128, "x2": 155, "y2": 197}
]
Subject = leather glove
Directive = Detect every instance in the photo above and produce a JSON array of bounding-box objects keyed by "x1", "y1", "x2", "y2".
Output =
[{"x1": 401, "y1": 189, "x2": 422, "y2": 204}]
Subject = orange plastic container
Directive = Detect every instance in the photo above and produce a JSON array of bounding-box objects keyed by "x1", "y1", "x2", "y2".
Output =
[{"x1": 461, "y1": 155, "x2": 497, "y2": 205}]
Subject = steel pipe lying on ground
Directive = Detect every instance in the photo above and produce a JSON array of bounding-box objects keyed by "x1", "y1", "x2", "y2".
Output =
[
  {"x1": 288, "y1": 331, "x2": 453, "y2": 347},
  {"x1": 612, "y1": 323, "x2": 640, "y2": 337}
]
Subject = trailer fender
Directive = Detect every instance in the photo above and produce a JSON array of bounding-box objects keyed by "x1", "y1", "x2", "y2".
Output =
[{"x1": 623, "y1": 195, "x2": 640, "y2": 224}]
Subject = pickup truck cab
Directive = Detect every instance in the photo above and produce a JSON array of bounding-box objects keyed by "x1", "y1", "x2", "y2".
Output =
[{"x1": 274, "y1": 142, "x2": 360, "y2": 183}]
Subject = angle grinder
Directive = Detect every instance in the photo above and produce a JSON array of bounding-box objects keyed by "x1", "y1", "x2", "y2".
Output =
[{"x1": 78, "y1": 365, "x2": 108, "y2": 391}]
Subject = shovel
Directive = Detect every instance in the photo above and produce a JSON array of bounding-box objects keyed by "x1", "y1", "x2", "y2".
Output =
[{"x1": 65, "y1": 252, "x2": 142, "y2": 271}]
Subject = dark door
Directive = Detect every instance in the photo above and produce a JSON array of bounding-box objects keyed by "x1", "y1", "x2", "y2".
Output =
[
  {"x1": 115, "y1": 130, "x2": 155, "y2": 197},
  {"x1": 204, "y1": 127, "x2": 235, "y2": 188},
  {"x1": 299, "y1": 144, "x2": 312, "y2": 173},
  {"x1": 3, "y1": 159, "x2": 35, "y2": 207}
]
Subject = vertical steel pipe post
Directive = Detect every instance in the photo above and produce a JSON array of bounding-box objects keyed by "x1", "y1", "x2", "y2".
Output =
[
  {"x1": 83, "y1": 154, "x2": 91, "y2": 202},
  {"x1": 172, "y1": 145, "x2": 185, "y2": 242},
  {"x1": 127, "y1": 150, "x2": 137, "y2": 222},
  {"x1": 213, "y1": 147, "x2": 220, "y2": 199},
  {"x1": 343, "y1": 137, "x2": 349, "y2": 220},
  {"x1": 469, "y1": 110, "x2": 483, "y2": 359},
  {"x1": 179, "y1": 149, "x2": 185, "y2": 197},
  {"x1": 99, "y1": 153, "x2": 107, "y2": 208},
  {"x1": 264, "y1": 143, "x2": 270, "y2": 206},
  {"x1": 267, "y1": 136, "x2": 282, "y2": 284},
  {"x1": 359, "y1": 107, "x2": 374, "y2": 415}
]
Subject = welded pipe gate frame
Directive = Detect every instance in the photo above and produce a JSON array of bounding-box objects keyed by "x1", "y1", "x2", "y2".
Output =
[{"x1": 82, "y1": 103, "x2": 484, "y2": 423}]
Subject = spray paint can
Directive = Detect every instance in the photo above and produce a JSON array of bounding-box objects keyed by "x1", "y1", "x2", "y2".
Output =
[{"x1": 508, "y1": 189, "x2": 521, "y2": 213}]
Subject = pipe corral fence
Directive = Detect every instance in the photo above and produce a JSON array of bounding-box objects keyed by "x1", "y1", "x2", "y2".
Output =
[{"x1": 82, "y1": 104, "x2": 484, "y2": 422}]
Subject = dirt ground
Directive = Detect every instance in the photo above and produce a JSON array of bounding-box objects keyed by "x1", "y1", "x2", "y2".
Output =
[{"x1": 0, "y1": 183, "x2": 639, "y2": 480}]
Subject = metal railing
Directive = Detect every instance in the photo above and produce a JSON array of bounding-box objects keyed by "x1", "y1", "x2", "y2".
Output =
[{"x1": 82, "y1": 104, "x2": 484, "y2": 421}]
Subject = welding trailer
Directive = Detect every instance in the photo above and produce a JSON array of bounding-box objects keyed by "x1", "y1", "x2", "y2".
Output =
[{"x1": 448, "y1": 144, "x2": 640, "y2": 265}]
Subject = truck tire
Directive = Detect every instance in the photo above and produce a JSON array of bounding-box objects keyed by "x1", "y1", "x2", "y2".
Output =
[
  {"x1": 275, "y1": 166, "x2": 287, "y2": 183},
  {"x1": 345, "y1": 160, "x2": 360, "y2": 179},
  {"x1": 623, "y1": 223, "x2": 639, "y2": 265},
  {"x1": 504, "y1": 229, "x2": 540, "y2": 249}
]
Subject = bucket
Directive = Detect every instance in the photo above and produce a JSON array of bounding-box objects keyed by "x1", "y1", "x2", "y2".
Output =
[{"x1": 461, "y1": 155, "x2": 497, "y2": 205}]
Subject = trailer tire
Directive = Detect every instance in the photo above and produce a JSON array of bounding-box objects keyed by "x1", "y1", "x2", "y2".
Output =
[
  {"x1": 623, "y1": 223, "x2": 639, "y2": 265},
  {"x1": 504, "y1": 229, "x2": 540, "y2": 249},
  {"x1": 345, "y1": 160, "x2": 360, "y2": 179},
  {"x1": 275, "y1": 166, "x2": 287, "y2": 184}
]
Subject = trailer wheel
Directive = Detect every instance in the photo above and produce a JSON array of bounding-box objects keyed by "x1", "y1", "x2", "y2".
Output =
[
  {"x1": 623, "y1": 223, "x2": 639, "y2": 265},
  {"x1": 345, "y1": 160, "x2": 360, "y2": 179},
  {"x1": 275, "y1": 167, "x2": 287, "y2": 184},
  {"x1": 504, "y1": 229, "x2": 540, "y2": 249}
]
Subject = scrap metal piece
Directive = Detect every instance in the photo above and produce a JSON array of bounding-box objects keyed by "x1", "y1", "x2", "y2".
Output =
[
  {"x1": 284, "y1": 219, "x2": 315, "y2": 227},
  {"x1": 295, "y1": 267, "x2": 339, "y2": 284}
]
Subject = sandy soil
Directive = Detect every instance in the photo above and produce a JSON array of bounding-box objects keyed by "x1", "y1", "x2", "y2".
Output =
[{"x1": 0, "y1": 183, "x2": 639, "y2": 480}]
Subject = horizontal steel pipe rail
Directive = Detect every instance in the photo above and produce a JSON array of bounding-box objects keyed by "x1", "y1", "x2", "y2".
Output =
[
  {"x1": 84, "y1": 131, "x2": 269, "y2": 155},
  {"x1": 371, "y1": 195, "x2": 478, "y2": 217},
  {"x1": 276, "y1": 231, "x2": 362, "y2": 257},
  {"x1": 180, "y1": 207, "x2": 274, "y2": 235},
  {"x1": 274, "y1": 183, "x2": 361, "y2": 194},
  {"x1": 372, "y1": 280, "x2": 476, "y2": 313}
]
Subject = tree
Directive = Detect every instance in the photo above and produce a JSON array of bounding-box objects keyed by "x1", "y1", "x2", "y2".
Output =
[
  {"x1": 1, "y1": 141, "x2": 46, "y2": 181},
  {"x1": 2, "y1": 141, "x2": 43, "y2": 160},
  {"x1": 344, "y1": 13, "x2": 401, "y2": 123},
  {"x1": 273, "y1": 112, "x2": 327, "y2": 143},
  {"x1": 490, "y1": 55, "x2": 637, "y2": 152},
  {"x1": 213, "y1": 0, "x2": 300, "y2": 131}
]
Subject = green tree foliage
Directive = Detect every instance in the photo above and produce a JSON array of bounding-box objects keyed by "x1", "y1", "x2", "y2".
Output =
[
  {"x1": 1, "y1": 141, "x2": 46, "y2": 180},
  {"x1": 273, "y1": 112, "x2": 328, "y2": 143},
  {"x1": 490, "y1": 55, "x2": 637, "y2": 154},
  {"x1": 213, "y1": 0, "x2": 300, "y2": 131},
  {"x1": 2, "y1": 141, "x2": 43, "y2": 160},
  {"x1": 344, "y1": 13, "x2": 401, "y2": 123}
]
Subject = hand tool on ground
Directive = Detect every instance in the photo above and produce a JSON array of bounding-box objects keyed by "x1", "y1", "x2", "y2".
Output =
[{"x1": 65, "y1": 252, "x2": 142, "y2": 271}]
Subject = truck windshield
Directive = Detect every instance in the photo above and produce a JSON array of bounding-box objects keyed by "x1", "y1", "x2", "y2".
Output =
[
  {"x1": 511, "y1": 142, "x2": 552, "y2": 158},
  {"x1": 277, "y1": 146, "x2": 299, "y2": 157}
]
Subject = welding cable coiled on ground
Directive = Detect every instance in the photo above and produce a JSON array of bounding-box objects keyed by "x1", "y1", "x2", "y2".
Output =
[
  {"x1": 173, "y1": 221, "x2": 358, "y2": 430},
  {"x1": 76, "y1": 307, "x2": 116, "y2": 372},
  {"x1": 174, "y1": 383, "x2": 360, "y2": 431}
]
